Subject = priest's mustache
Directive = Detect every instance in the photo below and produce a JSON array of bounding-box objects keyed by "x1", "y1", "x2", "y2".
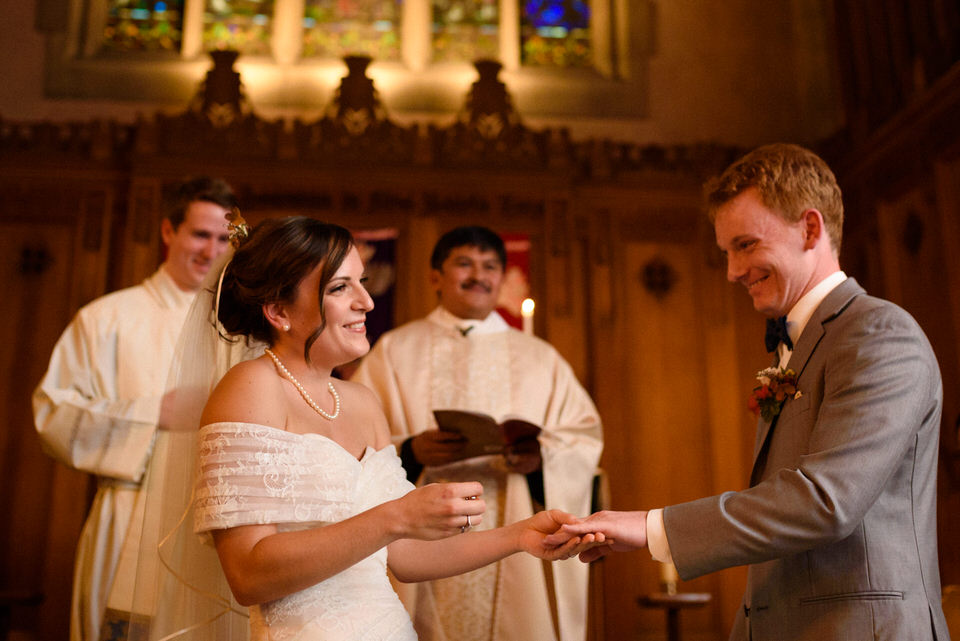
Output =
[{"x1": 460, "y1": 280, "x2": 492, "y2": 292}]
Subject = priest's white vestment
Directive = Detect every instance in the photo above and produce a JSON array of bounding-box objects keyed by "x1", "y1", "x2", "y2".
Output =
[
  {"x1": 33, "y1": 267, "x2": 194, "y2": 641},
  {"x1": 352, "y1": 307, "x2": 603, "y2": 641}
]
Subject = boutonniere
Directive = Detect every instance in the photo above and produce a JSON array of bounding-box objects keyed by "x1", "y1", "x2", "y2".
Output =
[{"x1": 748, "y1": 367, "x2": 799, "y2": 422}]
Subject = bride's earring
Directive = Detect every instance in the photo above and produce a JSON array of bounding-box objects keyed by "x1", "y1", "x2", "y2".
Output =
[{"x1": 283, "y1": 324, "x2": 291, "y2": 332}]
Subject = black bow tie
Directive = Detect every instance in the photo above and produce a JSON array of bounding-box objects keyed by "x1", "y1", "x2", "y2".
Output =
[
  {"x1": 764, "y1": 316, "x2": 793, "y2": 352},
  {"x1": 457, "y1": 325, "x2": 474, "y2": 337}
]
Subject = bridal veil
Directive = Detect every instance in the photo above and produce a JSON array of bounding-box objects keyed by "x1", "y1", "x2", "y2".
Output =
[{"x1": 128, "y1": 249, "x2": 262, "y2": 641}]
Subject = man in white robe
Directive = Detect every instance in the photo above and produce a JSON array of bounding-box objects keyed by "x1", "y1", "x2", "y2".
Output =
[
  {"x1": 352, "y1": 226, "x2": 603, "y2": 641},
  {"x1": 33, "y1": 177, "x2": 236, "y2": 641}
]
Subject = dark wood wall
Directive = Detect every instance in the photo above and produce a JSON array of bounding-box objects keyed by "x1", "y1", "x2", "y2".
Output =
[
  {"x1": 0, "y1": 166, "x2": 124, "y2": 641},
  {"x1": 831, "y1": 0, "x2": 960, "y2": 140},
  {"x1": 827, "y1": 0, "x2": 960, "y2": 593}
]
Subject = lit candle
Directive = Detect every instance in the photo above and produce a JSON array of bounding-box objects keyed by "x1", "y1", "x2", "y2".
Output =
[
  {"x1": 521, "y1": 298, "x2": 535, "y2": 335},
  {"x1": 659, "y1": 561, "x2": 679, "y2": 595}
]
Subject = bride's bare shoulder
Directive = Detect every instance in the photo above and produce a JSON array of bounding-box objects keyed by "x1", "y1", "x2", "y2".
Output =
[
  {"x1": 337, "y1": 379, "x2": 393, "y2": 447},
  {"x1": 201, "y1": 357, "x2": 285, "y2": 427}
]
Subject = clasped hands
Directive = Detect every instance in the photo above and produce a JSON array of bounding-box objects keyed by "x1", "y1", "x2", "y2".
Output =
[
  {"x1": 404, "y1": 482, "x2": 625, "y2": 562},
  {"x1": 519, "y1": 508, "x2": 655, "y2": 562},
  {"x1": 542, "y1": 510, "x2": 649, "y2": 562}
]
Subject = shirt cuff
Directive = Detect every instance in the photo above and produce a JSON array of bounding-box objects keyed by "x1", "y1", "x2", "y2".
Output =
[{"x1": 646, "y1": 508, "x2": 673, "y2": 564}]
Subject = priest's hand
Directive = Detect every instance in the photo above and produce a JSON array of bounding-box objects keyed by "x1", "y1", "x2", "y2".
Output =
[
  {"x1": 543, "y1": 510, "x2": 648, "y2": 562},
  {"x1": 504, "y1": 437, "x2": 541, "y2": 474},
  {"x1": 158, "y1": 388, "x2": 198, "y2": 430},
  {"x1": 411, "y1": 429, "x2": 468, "y2": 465}
]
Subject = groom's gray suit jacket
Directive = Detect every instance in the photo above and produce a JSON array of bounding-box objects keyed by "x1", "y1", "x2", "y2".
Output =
[{"x1": 663, "y1": 278, "x2": 950, "y2": 640}]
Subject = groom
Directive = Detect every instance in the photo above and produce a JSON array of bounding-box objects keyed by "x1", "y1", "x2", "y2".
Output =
[{"x1": 551, "y1": 144, "x2": 950, "y2": 640}]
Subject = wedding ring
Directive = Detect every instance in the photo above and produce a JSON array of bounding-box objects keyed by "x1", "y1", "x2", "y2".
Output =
[
  {"x1": 467, "y1": 514, "x2": 473, "y2": 527},
  {"x1": 460, "y1": 514, "x2": 472, "y2": 534}
]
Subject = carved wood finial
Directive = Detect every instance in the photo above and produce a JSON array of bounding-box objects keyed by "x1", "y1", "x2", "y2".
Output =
[
  {"x1": 191, "y1": 49, "x2": 248, "y2": 128},
  {"x1": 291, "y1": 55, "x2": 417, "y2": 166},
  {"x1": 325, "y1": 55, "x2": 388, "y2": 136},
  {"x1": 432, "y1": 59, "x2": 548, "y2": 169},
  {"x1": 145, "y1": 49, "x2": 281, "y2": 158},
  {"x1": 462, "y1": 59, "x2": 521, "y2": 139}
]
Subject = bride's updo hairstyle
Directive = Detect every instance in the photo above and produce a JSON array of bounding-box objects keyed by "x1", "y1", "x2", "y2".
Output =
[{"x1": 217, "y1": 216, "x2": 354, "y2": 361}]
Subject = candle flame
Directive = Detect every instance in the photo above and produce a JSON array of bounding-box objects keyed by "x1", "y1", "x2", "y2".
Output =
[{"x1": 521, "y1": 298, "x2": 535, "y2": 316}]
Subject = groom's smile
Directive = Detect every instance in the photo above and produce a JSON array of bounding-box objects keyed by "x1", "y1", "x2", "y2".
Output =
[{"x1": 714, "y1": 187, "x2": 816, "y2": 318}]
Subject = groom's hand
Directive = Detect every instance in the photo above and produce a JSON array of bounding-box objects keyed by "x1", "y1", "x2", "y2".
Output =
[{"x1": 543, "y1": 510, "x2": 649, "y2": 562}]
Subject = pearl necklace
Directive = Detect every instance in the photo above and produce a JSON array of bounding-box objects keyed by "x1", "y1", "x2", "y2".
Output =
[{"x1": 264, "y1": 349, "x2": 341, "y2": 420}]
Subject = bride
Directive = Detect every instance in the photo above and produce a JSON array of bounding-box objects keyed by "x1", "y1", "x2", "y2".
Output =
[{"x1": 155, "y1": 215, "x2": 600, "y2": 641}]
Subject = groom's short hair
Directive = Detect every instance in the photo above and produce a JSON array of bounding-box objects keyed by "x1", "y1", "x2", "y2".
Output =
[{"x1": 704, "y1": 143, "x2": 844, "y2": 254}]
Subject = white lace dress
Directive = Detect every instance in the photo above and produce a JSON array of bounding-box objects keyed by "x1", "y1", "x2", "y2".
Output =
[{"x1": 194, "y1": 422, "x2": 419, "y2": 641}]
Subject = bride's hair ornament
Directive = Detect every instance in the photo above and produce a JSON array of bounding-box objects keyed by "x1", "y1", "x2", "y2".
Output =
[{"x1": 226, "y1": 208, "x2": 249, "y2": 248}]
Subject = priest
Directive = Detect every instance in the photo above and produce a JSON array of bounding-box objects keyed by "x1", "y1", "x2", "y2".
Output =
[
  {"x1": 33, "y1": 177, "x2": 236, "y2": 641},
  {"x1": 352, "y1": 225, "x2": 603, "y2": 641}
]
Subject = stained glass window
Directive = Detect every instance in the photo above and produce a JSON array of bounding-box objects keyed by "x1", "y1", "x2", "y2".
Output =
[
  {"x1": 302, "y1": 0, "x2": 402, "y2": 61},
  {"x1": 203, "y1": 0, "x2": 274, "y2": 56},
  {"x1": 431, "y1": 0, "x2": 499, "y2": 63},
  {"x1": 521, "y1": 0, "x2": 591, "y2": 67},
  {"x1": 102, "y1": 0, "x2": 184, "y2": 53}
]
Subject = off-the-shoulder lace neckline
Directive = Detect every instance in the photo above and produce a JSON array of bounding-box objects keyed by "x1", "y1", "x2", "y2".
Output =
[{"x1": 199, "y1": 421, "x2": 388, "y2": 463}]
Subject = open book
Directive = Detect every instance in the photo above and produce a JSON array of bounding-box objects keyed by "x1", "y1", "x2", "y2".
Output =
[{"x1": 433, "y1": 409, "x2": 541, "y2": 460}]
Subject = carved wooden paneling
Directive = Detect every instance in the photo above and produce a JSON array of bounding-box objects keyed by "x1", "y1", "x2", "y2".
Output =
[
  {"x1": 590, "y1": 210, "x2": 615, "y2": 327},
  {"x1": 0, "y1": 221, "x2": 91, "y2": 641},
  {"x1": 934, "y1": 150, "x2": 960, "y2": 599},
  {"x1": 546, "y1": 199, "x2": 572, "y2": 317},
  {"x1": 582, "y1": 207, "x2": 626, "y2": 637},
  {"x1": 592, "y1": 234, "x2": 746, "y2": 638},
  {"x1": 123, "y1": 178, "x2": 163, "y2": 288},
  {"x1": 544, "y1": 199, "x2": 591, "y2": 383},
  {"x1": 832, "y1": 0, "x2": 960, "y2": 145},
  {"x1": 395, "y1": 217, "x2": 441, "y2": 324},
  {"x1": 0, "y1": 172, "x2": 117, "y2": 641},
  {"x1": 934, "y1": 153, "x2": 960, "y2": 479},
  {"x1": 830, "y1": 2, "x2": 960, "y2": 593},
  {"x1": 875, "y1": 182, "x2": 960, "y2": 587},
  {"x1": 583, "y1": 195, "x2": 781, "y2": 638},
  {"x1": 75, "y1": 186, "x2": 115, "y2": 306}
]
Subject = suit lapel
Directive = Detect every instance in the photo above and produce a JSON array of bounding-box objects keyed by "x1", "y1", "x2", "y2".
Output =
[{"x1": 748, "y1": 278, "x2": 866, "y2": 485}]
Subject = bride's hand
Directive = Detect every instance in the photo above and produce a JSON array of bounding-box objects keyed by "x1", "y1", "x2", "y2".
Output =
[
  {"x1": 516, "y1": 510, "x2": 607, "y2": 561},
  {"x1": 390, "y1": 482, "x2": 485, "y2": 540}
]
